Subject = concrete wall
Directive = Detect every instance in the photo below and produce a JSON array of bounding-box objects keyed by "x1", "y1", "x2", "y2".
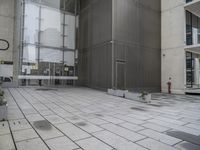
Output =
[
  {"x1": 0, "y1": 0, "x2": 15, "y2": 61},
  {"x1": 12, "y1": 0, "x2": 22, "y2": 84},
  {"x1": 161, "y1": 0, "x2": 186, "y2": 94}
]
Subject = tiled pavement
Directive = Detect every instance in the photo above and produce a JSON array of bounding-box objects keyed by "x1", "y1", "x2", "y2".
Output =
[{"x1": 1, "y1": 88, "x2": 200, "y2": 150}]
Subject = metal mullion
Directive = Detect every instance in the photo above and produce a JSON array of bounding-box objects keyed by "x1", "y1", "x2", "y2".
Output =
[
  {"x1": 37, "y1": 6, "x2": 42, "y2": 76},
  {"x1": 191, "y1": 52, "x2": 193, "y2": 87},
  {"x1": 63, "y1": 12, "x2": 65, "y2": 63},
  {"x1": 74, "y1": 0, "x2": 78, "y2": 81},
  {"x1": 62, "y1": 11, "x2": 66, "y2": 78},
  {"x1": 61, "y1": 1, "x2": 66, "y2": 85},
  {"x1": 191, "y1": 12, "x2": 193, "y2": 45},
  {"x1": 20, "y1": 0, "x2": 26, "y2": 77}
]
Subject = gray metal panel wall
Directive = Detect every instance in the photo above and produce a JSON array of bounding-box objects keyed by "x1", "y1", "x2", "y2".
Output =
[
  {"x1": 79, "y1": 0, "x2": 161, "y2": 92},
  {"x1": 113, "y1": 0, "x2": 161, "y2": 92},
  {"x1": 79, "y1": 0, "x2": 113, "y2": 89}
]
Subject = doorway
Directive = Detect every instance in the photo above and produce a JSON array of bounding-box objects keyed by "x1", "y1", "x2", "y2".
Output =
[{"x1": 115, "y1": 60, "x2": 126, "y2": 89}]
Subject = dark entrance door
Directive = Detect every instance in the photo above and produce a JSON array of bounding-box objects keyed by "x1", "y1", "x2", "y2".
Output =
[{"x1": 116, "y1": 61, "x2": 126, "y2": 89}]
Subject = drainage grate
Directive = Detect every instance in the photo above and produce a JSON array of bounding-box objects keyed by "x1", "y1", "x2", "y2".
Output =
[{"x1": 36, "y1": 88, "x2": 57, "y2": 91}]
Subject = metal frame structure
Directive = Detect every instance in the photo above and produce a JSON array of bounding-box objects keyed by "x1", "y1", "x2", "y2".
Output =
[{"x1": 19, "y1": 0, "x2": 79, "y2": 86}]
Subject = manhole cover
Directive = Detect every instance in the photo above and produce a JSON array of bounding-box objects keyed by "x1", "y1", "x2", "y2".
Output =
[{"x1": 33, "y1": 120, "x2": 52, "y2": 130}]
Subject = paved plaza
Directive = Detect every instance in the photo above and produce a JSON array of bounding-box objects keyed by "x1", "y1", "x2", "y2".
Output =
[{"x1": 1, "y1": 88, "x2": 200, "y2": 150}]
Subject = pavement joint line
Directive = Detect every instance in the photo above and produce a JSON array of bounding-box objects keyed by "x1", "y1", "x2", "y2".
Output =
[
  {"x1": 14, "y1": 136, "x2": 39, "y2": 143},
  {"x1": 9, "y1": 88, "x2": 52, "y2": 150},
  {"x1": 7, "y1": 120, "x2": 17, "y2": 150},
  {"x1": 26, "y1": 88, "x2": 138, "y2": 150},
  {"x1": 73, "y1": 136, "x2": 94, "y2": 142},
  {"x1": 4, "y1": 88, "x2": 200, "y2": 150},
  {"x1": 18, "y1": 88, "x2": 116, "y2": 150},
  {"x1": 17, "y1": 89, "x2": 82, "y2": 149}
]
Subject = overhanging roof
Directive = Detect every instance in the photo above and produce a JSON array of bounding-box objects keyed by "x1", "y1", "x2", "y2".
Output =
[{"x1": 185, "y1": 0, "x2": 200, "y2": 17}]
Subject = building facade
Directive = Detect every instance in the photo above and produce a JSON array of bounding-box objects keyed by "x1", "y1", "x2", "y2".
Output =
[
  {"x1": 0, "y1": 0, "x2": 161, "y2": 92},
  {"x1": 161, "y1": 0, "x2": 200, "y2": 94},
  {"x1": 79, "y1": 0, "x2": 161, "y2": 92},
  {"x1": 1, "y1": 0, "x2": 79, "y2": 86}
]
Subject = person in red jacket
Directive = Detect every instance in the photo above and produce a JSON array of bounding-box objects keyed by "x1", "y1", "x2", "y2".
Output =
[{"x1": 167, "y1": 77, "x2": 172, "y2": 94}]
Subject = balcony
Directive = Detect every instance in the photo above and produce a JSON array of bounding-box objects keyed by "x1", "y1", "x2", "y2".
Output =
[
  {"x1": 185, "y1": 0, "x2": 200, "y2": 17},
  {"x1": 185, "y1": 43, "x2": 200, "y2": 54}
]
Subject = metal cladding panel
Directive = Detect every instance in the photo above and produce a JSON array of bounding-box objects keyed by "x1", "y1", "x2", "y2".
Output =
[
  {"x1": 139, "y1": 4, "x2": 161, "y2": 49},
  {"x1": 90, "y1": 43, "x2": 112, "y2": 89},
  {"x1": 113, "y1": 0, "x2": 139, "y2": 44},
  {"x1": 78, "y1": 43, "x2": 112, "y2": 89},
  {"x1": 80, "y1": 0, "x2": 91, "y2": 10},
  {"x1": 79, "y1": 0, "x2": 161, "y2": 92},
  {"x1": 114, "y1": 43, "x2": 161, "y2": 92},
  {"x1": 112, "y1": 0, "x2": 161, "y2": 92},
  {"x1": 79, "y1": 7, "x2": 91, "y2": 49},
  {"x1": 79, "y1": 0, "x2": 112, "y2": 50},
  {"x1": 78, "y1": 49, "x2": 90, "y2": 86},
  {"x1": 79, "y1": 0, "x2": 113, "y2": 90},
  {"x1": 91, "y1": 0, "x2": 112, "y2": 45},
  {"x1": 113, "y1": 0, "x2": 161, "y2": 49}
]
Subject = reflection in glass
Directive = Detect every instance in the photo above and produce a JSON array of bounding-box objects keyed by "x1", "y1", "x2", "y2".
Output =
[
  {"x1": 64, "y1": 51, "x2": 74, "y2": 66},
  {"x1": 40, "y1": 8, "x2": 63, "y2": 47},
  {"x1": 23, "y1": 46, "x2": 38, "y2": 63},
  {"x1": 24, "y1": 4, "x2": 39, "y2": 44},
  {"x1": 40, "y1": 48, "x2": 62, "y2": 63},
  {"x1": 64, "y1": 15, "x2": 76, "y2": 49},
  {"x1": 21, "y1": 0, "x2": 78, "y2": 86}
]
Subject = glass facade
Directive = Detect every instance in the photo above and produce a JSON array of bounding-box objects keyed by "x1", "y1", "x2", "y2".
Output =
[
  {"x1": 20, "y1": 0, "x2": 79, "y2": 86},
  {"x1": 186, "y1": 11, "x2": 200, "y2": 46},
  {"x1": 186, "y1": 52, "x2": 200, "y2": 88}
]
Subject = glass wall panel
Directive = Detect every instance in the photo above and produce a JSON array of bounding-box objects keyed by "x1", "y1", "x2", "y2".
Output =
[
  {"x1": 40, "y1": 48, "x2": 62, "y2": 63},
  {"x1": 64, "y1": 51, "x2": 74, "y2": 66},
  {"x1": 20, "y1": 0, "x2": 79, "y2": 86},
  {"x1": 192, "y1": 15, "x2": 198, "y2": 45},
  {"x1": 64, "y1": 15, "x2": 75, "y2": 49},
  {"x1": 40, "y1": 7, "x2": 63, "y2": 47},
  {"x1": 186, "y1": 11, "x2": 200, "y2": 45},
  {"x1": 23, "y1": 45, "x2": 38, "y2": 63},
  {"x1": 24, "y1": 4, "x2": 39, "y2": 44},
  {"x1": 25, "y1": 0, "x2": 61, "y2": 10},
  {"x1": 198, "y1": 18, "x2": 200, "y2": 44}
]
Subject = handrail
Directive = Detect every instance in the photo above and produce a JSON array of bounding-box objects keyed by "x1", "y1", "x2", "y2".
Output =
[{"x1": 0, "y1": 39, "x2": 9, "y2": 51}]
